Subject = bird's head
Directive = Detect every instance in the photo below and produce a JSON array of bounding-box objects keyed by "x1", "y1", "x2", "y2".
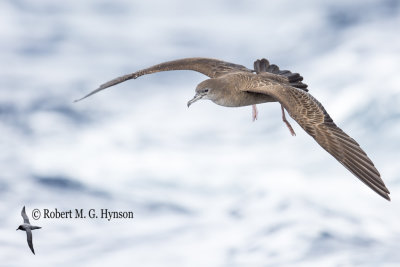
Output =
[
  {"x1": 187, "y1": 79, "x2": 221, "y2": 107},
  {"x1": 16, "y1": 225, "x2": 23, "y2": 231}
]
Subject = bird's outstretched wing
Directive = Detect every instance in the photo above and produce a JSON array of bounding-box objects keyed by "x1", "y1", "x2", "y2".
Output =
[
  {"x1": 244, "y1": 79, "x2": 390, "y2": 200},
  {"x1": 21, "y1": 206, "x2": 30, "y2": 224},
  {"x1": 26, "y1": 229, "x2": 35, "y2": 254},
  {"x1": 75, "y1": 57, "x2": 252, "y2": 102}
]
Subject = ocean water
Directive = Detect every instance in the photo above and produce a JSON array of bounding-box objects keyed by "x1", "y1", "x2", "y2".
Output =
[{"x1": 1, "y1": 0, "x2": 400, "y2": 266}]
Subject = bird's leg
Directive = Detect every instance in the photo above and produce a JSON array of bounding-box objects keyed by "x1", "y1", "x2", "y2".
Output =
[
  {"x1": 281, "y1": 105, "x2": 296, "y2": 136},
  {"x1": 252, "y1": 104, "x2": 258, "y2": 121}
]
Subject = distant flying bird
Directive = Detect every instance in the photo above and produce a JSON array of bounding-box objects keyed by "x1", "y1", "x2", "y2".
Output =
[
  {"x1": 75, "y1": 57, "x2": 390, "y2": 200},
  {"x1": 16, "y1": 206, "x2": 41, "y2": 254}
]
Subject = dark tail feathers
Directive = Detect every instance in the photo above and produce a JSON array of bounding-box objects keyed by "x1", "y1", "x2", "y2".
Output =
[{"x1": 254, "y1": 58, "x2": 308, "y2": 91}]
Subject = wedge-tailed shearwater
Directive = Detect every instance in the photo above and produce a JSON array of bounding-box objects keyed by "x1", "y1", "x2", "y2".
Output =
[
  {"x1": 75, "y1": 57, "x2": 390, "y2": 200},
  {"x1": 17, "y1": 206, "x2": 41, "y2": 254}
]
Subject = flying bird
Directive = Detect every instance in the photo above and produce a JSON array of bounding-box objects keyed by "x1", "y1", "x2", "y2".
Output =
[
  {"x1": 75, "y1": 57, "x2": 390, "y2": 200},
  {"x1": 16, "y1": 206, "x2": 41, "y2": 254}
]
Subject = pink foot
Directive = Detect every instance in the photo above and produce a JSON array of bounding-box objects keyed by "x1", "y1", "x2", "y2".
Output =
[
  {"x1": 281, "y1": 105, "x2": 296, "y2": 136},
  {"x1": 252, "y1": 104, "x2": 258, "y2": 121}
]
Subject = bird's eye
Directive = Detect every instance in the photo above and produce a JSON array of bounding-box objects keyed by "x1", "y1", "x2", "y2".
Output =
[{"x1": 203, "y1": 88, "x2": 209, "y2": 93}]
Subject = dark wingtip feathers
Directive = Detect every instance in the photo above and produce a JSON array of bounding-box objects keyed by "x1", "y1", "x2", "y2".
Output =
[{"x1": 74, "y1": 73, "x2": 139, "y2": 103}]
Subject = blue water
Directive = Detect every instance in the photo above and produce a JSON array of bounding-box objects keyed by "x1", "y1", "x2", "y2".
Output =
[{"x1": 1, "y1": 0, "x2": 400, "y2": 266}]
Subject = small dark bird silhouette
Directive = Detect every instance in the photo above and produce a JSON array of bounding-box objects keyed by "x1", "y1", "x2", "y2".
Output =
[
  {"x1": 75, "y1": 57, "x2": 391, "y2": 201},
  {"x1": 16, "y1": 206, "x2": 41, "y2": 254}
]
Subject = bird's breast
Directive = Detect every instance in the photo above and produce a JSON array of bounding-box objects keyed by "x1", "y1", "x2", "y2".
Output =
[{"x1": 213, "y1": 90, "x2": 276, "y2": 107}]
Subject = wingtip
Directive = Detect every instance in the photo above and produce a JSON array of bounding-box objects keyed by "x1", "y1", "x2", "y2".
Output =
[
  {"x1": 73, "y1": 85, "x2": 106, "y2": 103},
  {"x1": 375, "y1": 188, "x2": 391, "y2": 201},
  {"x1": 383, "y1": 193, "x2": 391, "y2": 201},
  {"x1": 375, "y1": 183, "x2": 391, "y2": 201},
  {"x1": 73, "y1": 95, "x2": 88, "y2": 103},
  {"x1": 29, "y1": 244, "x2": 35, "y2": 255}
]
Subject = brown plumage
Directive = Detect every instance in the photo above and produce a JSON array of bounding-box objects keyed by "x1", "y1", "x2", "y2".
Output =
[{"x1": 76, "y1": 57, "x2": 390, "y2": 200}]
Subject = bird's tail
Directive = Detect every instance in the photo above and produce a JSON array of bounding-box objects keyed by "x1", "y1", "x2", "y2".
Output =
[{"x1": 253, "y1": 58, "x2": 308, "y2": 91}]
